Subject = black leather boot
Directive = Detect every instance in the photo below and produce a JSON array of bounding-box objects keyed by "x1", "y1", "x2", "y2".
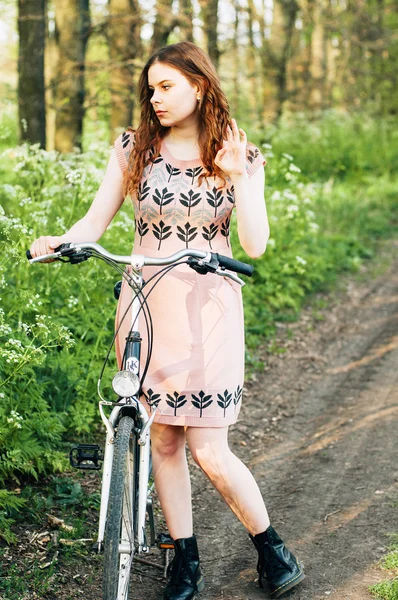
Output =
[
  {"x1": 250, "y1": 525, "x2": 305, "y2": 598},
  {"x1": 163, "y1": 535, "x2": 205, "y2": 600}
]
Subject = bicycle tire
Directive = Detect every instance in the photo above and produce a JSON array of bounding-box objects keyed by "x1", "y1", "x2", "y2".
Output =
[{"x1": 103, "y1": 415, "x2": 138, "y2": 600}]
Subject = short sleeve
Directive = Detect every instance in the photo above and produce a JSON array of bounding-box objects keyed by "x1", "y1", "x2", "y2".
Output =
[
  {"x1": 246, "y1": 144, "x2": 266, "y2": 178},
  {"x1": 114, "y1": 130, "x2": 135, "y2": 174}
]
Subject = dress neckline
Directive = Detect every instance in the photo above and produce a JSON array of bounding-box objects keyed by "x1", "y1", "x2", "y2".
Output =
[{"x1": 160, "y1": 140, "x2": 202, "y2": 170}]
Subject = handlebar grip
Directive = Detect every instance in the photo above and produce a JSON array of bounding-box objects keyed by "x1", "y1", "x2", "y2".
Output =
[
  {"x1": 26, "y1": 249, "x2": 32, "y2": 260},
  {"x1": 215, "y1": 253, "x2": 254, "y2": 277}
]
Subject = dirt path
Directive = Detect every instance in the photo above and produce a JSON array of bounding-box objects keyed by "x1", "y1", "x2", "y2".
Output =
[{"x1": 132, "y1": 247, "x2": 398, "y2": 600}]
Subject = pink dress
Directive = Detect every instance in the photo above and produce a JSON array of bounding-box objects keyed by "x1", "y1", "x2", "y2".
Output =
[{"x1": 114, "y1": 131, "x2": 265, "y2": 427}]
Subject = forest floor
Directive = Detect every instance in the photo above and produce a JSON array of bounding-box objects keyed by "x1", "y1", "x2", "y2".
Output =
[{"x1": 2, "y1": 240, "x2": 398, "y2": 600}]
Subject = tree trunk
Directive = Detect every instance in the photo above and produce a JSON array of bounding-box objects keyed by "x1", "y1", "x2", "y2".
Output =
[
  {"x1": 198, "y1": 0, "x2": 220, "y2": 68},
  {"x1": 108, "y1": 0, "x2": 141, "y2": 137},
  {"x1": 151, "y1": 0, "x2": 175, "y2": 53},
  {"x1": 179, "y1": 0, "x2": 194, "y2": 42},
  {"x1": 231, "y1": 0, "x2": 240, "y2": 115},
  {"x1": 247, "y1": 0, "x2": 260, "y2": 122},
  {"x1": 272, "y1": 0, "x2": 299, "y2": 119},
  {"x1": 258, "y1": 0, "x2": 298, "y2": 120},
  {"x1": 18, "y1": 0, "x2": 46, "y2": 147},
  {"x1": 54, "y1": 0, "x2": 90, "y2": 152},
  {"x1": 309, "y1": 0, "x2": 326, "y2": 111}
]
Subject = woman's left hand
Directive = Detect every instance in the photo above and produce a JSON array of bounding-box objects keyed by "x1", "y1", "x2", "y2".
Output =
[{"x1": 214, "y1": 119, "x2": 247, "y2": 181}]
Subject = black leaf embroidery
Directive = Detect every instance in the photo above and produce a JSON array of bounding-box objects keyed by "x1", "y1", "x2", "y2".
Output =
[
  {"x1": 147, "y1": 388, "x2": 161, "y2": 410},
  {"x1": 217, "y1": 389, "x2": 233, "y2": 417},
  {"x1": 179, "y1": 190, "x2": 201, "y2": 217},
  {"x1": 166, "y1": 163, "x2": 181, "y2": 182},
  {"x1": 202, "y1": 223, "x2": 218, "y2": 250},
  {"x1": 121, "y1": 131, "x2": 130, "y2": 149},
  {"x1": 221, "y1": 217, "x2": 230, "y2": 247},
  {"x1": 166, "y1": 391, "x2": 187, "y2": 416},
  {"x1": 137, "y1": 180, "x2": 150, "y2": 204},
  {"x1": 153, "y1": 187, "x2": 174, "y2": 215},
  {"x1": 233, "y1": 385, "x2": 243, "y2": 412},
  {"x1": 226, "y1": 187, "x2": 235, "y2": 205},
  {"x1": 206, "y1": 186, "x2": 223, "y2": 218},
  {"x1": 191, "y1": 391, "x2": 213, "y2": 417},
  {"x1": 152, "y1": 220, "x2": 172, "y2": 250},
  {"x1": 185, "y1": 166, "x2": 203, "y2": 185},
  {"x1": 177, "y1": 222, "x2": 198, "y2": 249},
  {"x1": 247, "y1": 148, "x2": 260, "y2": 164},
  {"x1": 136, "y1": 217, "x2": 149, "y2": 245},
  {"x1": 148, "y1": 147, "x2": 163, "y2": 164}
]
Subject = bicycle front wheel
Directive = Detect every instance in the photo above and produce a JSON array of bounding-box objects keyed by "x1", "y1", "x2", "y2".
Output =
[{"x1": 103, "y1": 415, "x2": 138, "y2": 600}]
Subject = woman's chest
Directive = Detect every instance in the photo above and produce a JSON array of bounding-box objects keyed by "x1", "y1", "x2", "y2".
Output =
[{"x1": 133, "y1": 160, "x2": 236, "y2": 229}]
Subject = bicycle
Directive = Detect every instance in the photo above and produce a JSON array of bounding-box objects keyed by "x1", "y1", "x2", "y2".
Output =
[{"x1": 27, "y1": 241, "x2": 253, "y2": 600}]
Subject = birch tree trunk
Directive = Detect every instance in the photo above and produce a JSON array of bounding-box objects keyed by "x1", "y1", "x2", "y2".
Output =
[
  {"x1": 108, "y1": 0, "x2": 141, "y2": 136},
  {"x1": 18, "y1": 0, "x2": 46, "y2": 147},
  {"x1": 54, "y1": 0, "x2": 90, "y2": 152}
]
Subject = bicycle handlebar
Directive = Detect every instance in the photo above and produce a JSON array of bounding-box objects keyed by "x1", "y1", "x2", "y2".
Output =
[{"x1": 26, "y1": 242, "x2": 254, "y2": 277}]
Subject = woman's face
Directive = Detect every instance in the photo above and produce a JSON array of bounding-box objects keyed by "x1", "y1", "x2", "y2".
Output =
[{"x1": 148, "y1": 62, "x2": 200, "y2": 128}]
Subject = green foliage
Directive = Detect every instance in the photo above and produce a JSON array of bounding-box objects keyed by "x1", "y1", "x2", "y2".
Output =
[
  {"x1": 370, "y1": 533, "x2": 398, "y2": 600},
  {"x1": 266, "y1": 111, "x2": 398, "y2": 182},
  {"x1": 370, "y1": 579, "x2": 398, "y2": 600},
  {"x1": 0, "y1": 114, "x2": 397, "y2": 541}
]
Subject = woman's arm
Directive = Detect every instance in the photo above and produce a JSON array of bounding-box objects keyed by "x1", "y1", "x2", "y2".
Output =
[
  {"x1": 215, "y1": 119, "x2": 269, "y2": 259},
  {"x1": 231, "y1": 168, "x2": 269, "y2": 259},
  {"x1": 29, "y1": 149, "x2": 124, "y2": 258}
]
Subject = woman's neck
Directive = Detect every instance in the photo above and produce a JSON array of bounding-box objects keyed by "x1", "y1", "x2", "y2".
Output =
[{"x1": 164, "y1": 124, "x2": 200, "y2": 160}]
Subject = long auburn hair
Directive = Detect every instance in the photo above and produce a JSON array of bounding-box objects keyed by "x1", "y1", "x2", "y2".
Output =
[{"x1": 123, "y1": 42, "x2": 231, "y2": 196}]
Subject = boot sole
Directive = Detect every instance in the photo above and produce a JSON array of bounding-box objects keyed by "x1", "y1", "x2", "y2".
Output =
[{"x1": 270, "y1": 564, "x2": 305, "y2": 598}]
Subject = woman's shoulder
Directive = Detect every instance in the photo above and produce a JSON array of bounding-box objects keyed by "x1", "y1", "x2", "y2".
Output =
[
  {"x1": 114, "y1": 128, "x2": 135, "y2": 174},
  {"x1": 245, "y1": 142, "x2": 266, "y2": 178}
]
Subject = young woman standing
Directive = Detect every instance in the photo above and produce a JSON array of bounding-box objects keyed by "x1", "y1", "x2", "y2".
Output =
[{"x1": 30, "y1": 42, "x2": 304, "y2": 599}]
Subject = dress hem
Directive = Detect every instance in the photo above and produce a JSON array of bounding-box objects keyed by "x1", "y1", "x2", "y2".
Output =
[{"x1": 152, "y1": 412, "x2": 240, "y2": 428}]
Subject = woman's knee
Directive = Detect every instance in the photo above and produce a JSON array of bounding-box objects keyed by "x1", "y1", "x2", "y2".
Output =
[
  {"x1": 190, "y1": 443, "x2": 231, "y2": 482},
  {"x1": 151, "y1": 423, "x2": 186, "y2": 459}
]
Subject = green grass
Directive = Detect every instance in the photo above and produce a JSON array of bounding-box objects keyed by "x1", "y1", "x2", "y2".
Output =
[{"x1": 370, "y1": 535, "x2": 398, "y2": 600}]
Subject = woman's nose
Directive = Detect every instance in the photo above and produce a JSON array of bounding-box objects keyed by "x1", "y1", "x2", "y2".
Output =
[{"x1": 151, "y1": 91, "x2": 161, "y2": 104}]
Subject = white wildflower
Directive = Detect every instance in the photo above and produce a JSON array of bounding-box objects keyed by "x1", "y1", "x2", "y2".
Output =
[
  {"x1": 271, "y1": 190, "x2": 282, "y2": 201},
  {"x1": 282, "y1": 153, "x2": 293, "y2": 161},
  {"x1": 295, "y1": 255, "x2": 307, "y2": 265}
]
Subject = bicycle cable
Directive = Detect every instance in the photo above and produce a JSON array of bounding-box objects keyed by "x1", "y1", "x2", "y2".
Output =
[{"x1": 95, "y1": 256, "x2": 189, "y2": 401}]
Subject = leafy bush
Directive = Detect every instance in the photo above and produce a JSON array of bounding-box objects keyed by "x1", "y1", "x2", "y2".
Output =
[{"x1": 0, "y1": 114, "x2": 397, "y2": 542}]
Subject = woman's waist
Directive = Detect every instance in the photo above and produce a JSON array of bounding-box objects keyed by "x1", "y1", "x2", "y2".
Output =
[{"x1": 132, "y1": 239, "x2": 234, "y2": 259}]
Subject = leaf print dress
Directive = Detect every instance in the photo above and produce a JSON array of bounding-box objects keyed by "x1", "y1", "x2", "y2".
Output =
[{"x1": 114, "y1": 131, "x2": 265, "y2": 427}]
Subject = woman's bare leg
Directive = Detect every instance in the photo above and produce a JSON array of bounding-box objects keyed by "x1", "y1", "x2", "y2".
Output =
[
  {"x1": 186, "y1": 426, "x2": 270, "y2": 535},
  {"x1": 151, "y1": 422, "x2": 193, "y2": 539}
]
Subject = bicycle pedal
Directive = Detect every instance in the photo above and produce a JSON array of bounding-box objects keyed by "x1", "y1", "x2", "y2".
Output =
[
  {"x1": 158, "y1": 533, "x2": 174, "y2": 549},
  {"x1": 69, "y1": 444, "x2": 104, "y2": 470}
]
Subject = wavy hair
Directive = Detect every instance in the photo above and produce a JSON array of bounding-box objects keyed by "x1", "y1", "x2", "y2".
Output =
[{"x1": 123, "y1": 42, "x2": 231, "y2": 196}]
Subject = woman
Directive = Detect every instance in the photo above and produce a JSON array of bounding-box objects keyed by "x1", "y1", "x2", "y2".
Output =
[{"x1": 30, "y1": 42, "x2": 304, "y2": 599}]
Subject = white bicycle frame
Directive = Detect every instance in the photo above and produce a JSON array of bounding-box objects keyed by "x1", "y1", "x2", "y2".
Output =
[
  {"x1": 29, "y1": 243, "x2": 246, "y2": 567},
  {"x1": 96, "y1": 263, "x2": 155, "y2": 557}
]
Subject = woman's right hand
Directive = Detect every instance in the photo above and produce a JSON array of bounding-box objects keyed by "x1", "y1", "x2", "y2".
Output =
[{"x1": 29, "y1": 235, "x2": 65, "y2": 262}]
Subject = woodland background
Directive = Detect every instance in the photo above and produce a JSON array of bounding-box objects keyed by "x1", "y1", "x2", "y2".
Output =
[{"x1": 0, "y1": 0, "x2": 397, "y2": 556}]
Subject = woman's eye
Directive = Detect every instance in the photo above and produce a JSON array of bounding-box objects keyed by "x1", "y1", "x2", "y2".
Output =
[{"x1": 162, "y1": 85, "x2": 171, "y2": 90}]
